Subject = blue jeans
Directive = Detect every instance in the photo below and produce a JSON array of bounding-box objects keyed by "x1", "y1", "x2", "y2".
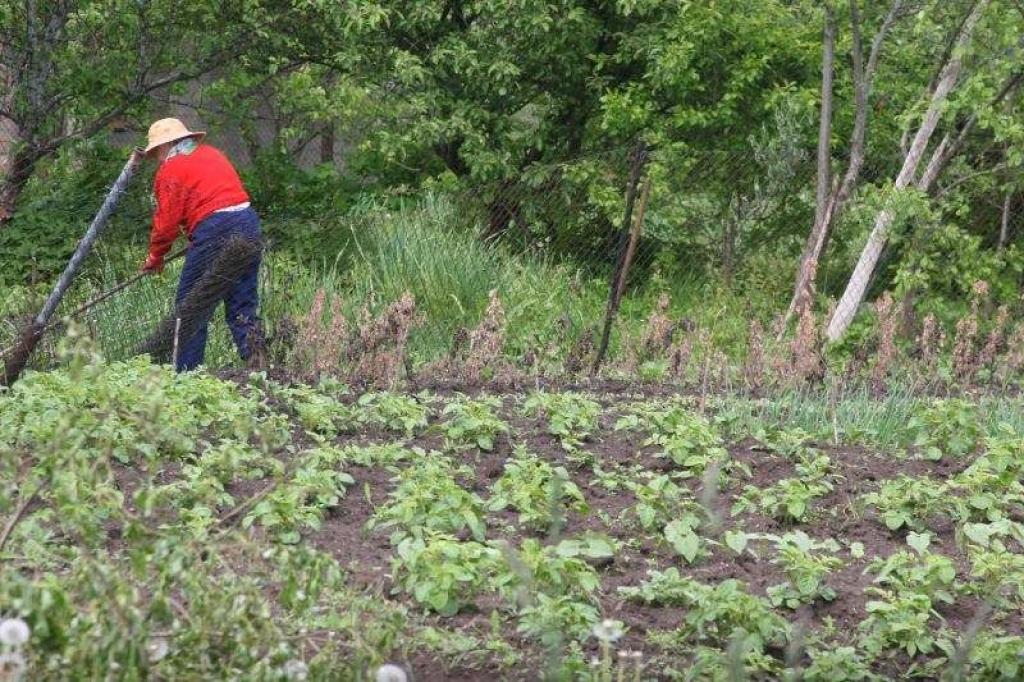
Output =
[{"x1": 175, "y1": 207, "x2": 262, "y2": 371}]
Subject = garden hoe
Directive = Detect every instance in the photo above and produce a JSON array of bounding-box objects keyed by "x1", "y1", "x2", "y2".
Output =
[{"x1": 1, "y1": 148, "x2": 145, "y2": 388}]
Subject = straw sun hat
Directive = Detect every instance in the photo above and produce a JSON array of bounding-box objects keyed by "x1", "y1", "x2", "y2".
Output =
[{"x1": 143, "y1": 118, "x2": 206, "y2": 154}]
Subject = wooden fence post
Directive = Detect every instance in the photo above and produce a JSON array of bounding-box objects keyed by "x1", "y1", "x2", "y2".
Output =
[{"x1": 591, "y1": 141, "x2": 651, "y2": 375}]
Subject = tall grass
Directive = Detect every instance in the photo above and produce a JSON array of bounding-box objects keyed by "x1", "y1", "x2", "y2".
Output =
[
  {"x1": 716, "y1": 383, "x2": 1024, "y2": 450},
  {"x1": 262, "y1": 193, "x2": 611, "y2": 362}
]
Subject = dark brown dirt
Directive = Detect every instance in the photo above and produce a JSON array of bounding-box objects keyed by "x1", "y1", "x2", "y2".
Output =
[{"x1": 157, "y1": 380, "x2": 1008, "y2": 680}]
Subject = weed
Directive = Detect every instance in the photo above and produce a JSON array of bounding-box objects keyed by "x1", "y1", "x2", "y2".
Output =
[{"x1": 903, "y1": 398, "x2": 981, "y2": 460}]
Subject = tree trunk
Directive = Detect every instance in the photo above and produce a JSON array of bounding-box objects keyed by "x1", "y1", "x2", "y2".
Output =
[
  {"x1": 999, "y1": 192, "x2": 1013, "y2": 250},
  {"x1": 780, "y1": 0, "x2": 903, "y2": 336},
  {"x1": 813, "y1": 4, "x2": 836, "y2": 233},
  {"x1": 826, "y1": 0, "x2": 989, "y2": 342},
  {"x1": 0, "y1": 145, "x2": 38, "y2": 226},
  {"x1": 320, "y1": 123, "x2": 335, "y2": 165}
]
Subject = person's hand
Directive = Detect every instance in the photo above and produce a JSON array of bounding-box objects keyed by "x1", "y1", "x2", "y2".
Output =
[{"x1": 141, "y1": 255, "x2": 164, "y2": 274}]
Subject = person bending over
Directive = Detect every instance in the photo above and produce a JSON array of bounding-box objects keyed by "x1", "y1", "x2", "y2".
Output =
[{"x1": 141, "y1": 117, "x2": 263, "y2": 371}]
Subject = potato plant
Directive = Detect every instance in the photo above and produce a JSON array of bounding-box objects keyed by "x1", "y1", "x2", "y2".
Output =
[{"x1": 5, "y1": 354, "x2": 1024, "y2": 679}]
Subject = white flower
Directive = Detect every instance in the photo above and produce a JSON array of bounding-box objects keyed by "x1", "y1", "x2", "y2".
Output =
[
  {"x1": 146, "y1": 637, "x2": 170, "y2": 663},
  {"x1": 375, "y1": 663, "x2": 409, "y2": 682},
  {"x1": 0, "y1": 619, "x2": 30, "y2": 647},
  {"x1": 281, "y1": 659, "x2": 309, "y2": 681},
  {"x1": 0, "y1": 652, "x2": 26, "y2": 680},
  {"x1": 591, "y1": 618, "x2": 624, "y2": 644}
]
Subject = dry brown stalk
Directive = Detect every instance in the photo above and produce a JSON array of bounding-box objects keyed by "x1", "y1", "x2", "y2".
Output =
[
  {"x1": 918, "y1": 313, "x2": 941, "y2": 371},
  {"x1": 564, "y1": 331, "x2": 595, "y2": 376},
  {"x1": 352, "y1": 291, "x2": 422, "y2": 389},
  {"x1": 977, "y1": 305, "x2": 1008, "y2": 373},
  {"x1": 668, "y1": 335, "x2": 693, "y2": 382},
  {"x1": 1000, "y1": 321, "x2": 1024, "y2": 379},
  {"x1": 640, "y1": 293, "x2": 674, "y2": 358},
  {"x1": 790, "y1": 304, "x2": 822, "y2": 384},
  {"x1": 292, "y1": 288, "x2": 349, "y2": 380},
  {"x1": 463, "y1": 290, "x2": 508, "y2": 384},
  {"x1": 952, "y1": 281, "x2": 988, "y2": 383},
  {"x1": 871, "y1": 292, "x2": 898, "y2": 394},
  {"x1": 742, "y1": 319, "x2": 765, "y2": 393}
]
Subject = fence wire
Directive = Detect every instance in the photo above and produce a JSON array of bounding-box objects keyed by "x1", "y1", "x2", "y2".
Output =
[{"x1": 3, "y1": 100, "x2": 1021, "y2": 380}]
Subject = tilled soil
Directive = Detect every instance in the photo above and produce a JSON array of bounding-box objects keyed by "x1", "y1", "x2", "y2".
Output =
[{"x1": 229, "y1": 386, "x2": 1009, "y2": 681}]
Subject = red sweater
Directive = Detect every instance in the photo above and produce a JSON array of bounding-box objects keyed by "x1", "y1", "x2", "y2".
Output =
[{"x1": 147, "y1": 144, "x2": 250, "y2": 264}]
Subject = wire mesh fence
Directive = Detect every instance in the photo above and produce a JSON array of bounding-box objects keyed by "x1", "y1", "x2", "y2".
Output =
[
  {"x1": 3, "y1": 102, "x2": 1021, "y2": 386},
  {"x1": 0, "y1": 124, "x2": 817, "y2": 374}
]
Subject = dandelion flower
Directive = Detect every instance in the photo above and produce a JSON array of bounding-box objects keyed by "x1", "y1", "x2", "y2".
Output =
[
  {"x1": 281, "y1": 659, "x2": 309, "y2": 681},
  {"x1": 592, "y1": 618, "x2": 624, "y2": 643},
  {"x1": 146, "y1": 637, "x2": 169, "y2": 663},
  {"x1": 282, "y1": 659, "x2": 309, "y2": 680},
  {"x1": 375, "y1": 663, "x2": 409, "y2": 682},
  {"x1": 0, "y1": 619, "x2": 29, "y2": 647}
]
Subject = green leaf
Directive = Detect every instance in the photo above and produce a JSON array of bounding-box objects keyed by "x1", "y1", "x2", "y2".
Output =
[
  {"x1": 724, "y1": 530, "x2": 748, "y2": 555},
  {"x1": 665, "y1": 520, "x2": 700, "y2": 563},
  {"x1": 907, "y1": 532, "x2": 931, "y2": 554},
  {"x1": 963, "y1": 523, "x2": 993, "y2": 547}
]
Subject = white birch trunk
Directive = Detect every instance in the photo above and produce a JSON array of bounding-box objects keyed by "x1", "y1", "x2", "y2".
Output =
[
  {"x1": 780, "y1": 0, "x2": 903, "y2": 337},
  {"x1": 826, "y1": 0, "x2": 990, "y2": 341}
]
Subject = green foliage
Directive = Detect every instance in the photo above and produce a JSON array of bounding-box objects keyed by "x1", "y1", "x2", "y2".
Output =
[
  {"x1": 523, "y1": 391, "x2": 602, "y2": 452},
  {"x1": 499, "y1": 538, "x2": 603, "y2": 602},
  {"x1": 734, "y1": 452, "x2": 833, "y2": 522},
  {"x1": 766, "y1": 531, "x2": 842, "y2": 608},
  {"x1": 803, "y1": 646, "x2": 876, "y2": 682},
  {"x1": 442, "y1": 395, "x2": 510, "y2": 451},
  {"x1": 619, "y1": 569, "x2": 788, "y2": 651},
  {"x1": 487, "y1": 447, "x2": 588, "y2": 532},
  {"x1": 391, "y1": 533, "x2": 500, "y2": 616},
  {"x1": 370, "y1": 456, "x2": 487, "y2": 543},
  {"x1": 288, "y1": 387, "x2": 359, "y2": 436},
  {"x1": 625, "y1": 472, "x2": 687, "y2": 532},
  {"x1": 903, "y1": 399, "x2": 982, "y2": 461},
  {"x1": 862, "y1": 475, "x2": 948, "y2": 532},
  {"x1": 335, "y1": 442, "x2": 416, "y2": 467},
  {"x1": 966, "y1": 547, "x2": 1024, "y2": 605},
  {"x1": 357, "y1": 392, "x2": 431, "y2": 437},
  {"x1": 615, "y1": 402, "x2": 728, "y2": 477},
  {"x1": 860, "y1": 590, "x2": 946, "y2": 658},
  {"x1": 965, "y1": 632, "x2": 1024, "y2": 681},
  {"x1": 242, "y1": 460, "x2": 355, "y2": 544},
  {"x1": 663, "y1": 513, "x2": 706, "y2": 565},
  {"x1": 867, "y1": 546, "x2": 958, "y2": 606},
  {"x1": 516, "y1": 594, "x2": 600, "y2": 648}
]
